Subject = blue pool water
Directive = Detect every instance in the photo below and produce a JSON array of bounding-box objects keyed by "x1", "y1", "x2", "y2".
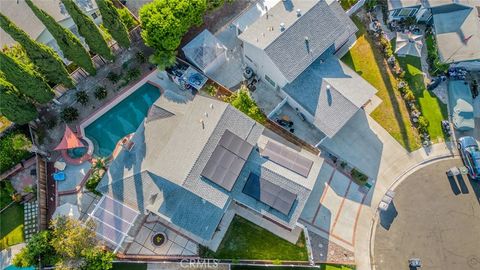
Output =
[{"x1": 85, "y1": 83, "x2": 161, "y2": 157}]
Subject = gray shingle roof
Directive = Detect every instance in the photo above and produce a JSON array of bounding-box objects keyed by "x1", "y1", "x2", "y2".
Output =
[
  {"x1": 97, "y1": 94, "x2": 325, "y2": 240},
  {"x1": 283, "y1": 56, "x2": 377, "y2": 137},
  {"x1": 97, "y1": 171, "x2": 225, "y2": 240},
  {"x1": 239, "y1": 0, "x2": 358, "y2": 82}
]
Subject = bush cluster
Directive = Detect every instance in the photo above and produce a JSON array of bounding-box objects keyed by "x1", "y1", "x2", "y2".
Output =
[{"x1": 0, "y1": 132, "x2": 32, "y2": 174}]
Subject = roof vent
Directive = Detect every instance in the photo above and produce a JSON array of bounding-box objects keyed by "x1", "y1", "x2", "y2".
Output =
[
  {"x1": 305, "y1": 36, "x2": 310, "y2": 53},
  {"x1": 296, "y1": 9, "x2": 302, "y2": 17},
  {"x1": 210, "y1": 104, "x2": 214, "y2": 109},
  {"x1": 204, "y1": 112, "x2": 208, "y2": 118},
  {"x1": 280, "y1": 23, "x2": 285, "y2": 31},
  {"x1": 200, "y1": 118, "x2": 205, "y2": 129},
  {"x1": 326, "y1": 85, "x2": 331, "y2": 90}
]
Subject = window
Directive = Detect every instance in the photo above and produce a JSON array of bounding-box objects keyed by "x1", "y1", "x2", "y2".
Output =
[
  {"x1": 398, "y1": 8, "x2": 417, "y2": 17},
  {"x1": 264, "y1": 74, "x2": 276, "y2": 87},
  {"x1": 91, "y1": 10, "x2": 100, "y2": 19}
]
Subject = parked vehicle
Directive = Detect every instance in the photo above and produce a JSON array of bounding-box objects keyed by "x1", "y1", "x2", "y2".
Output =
[{"x1": 457, "y1": 136, "x2": 480, "y2": 179}]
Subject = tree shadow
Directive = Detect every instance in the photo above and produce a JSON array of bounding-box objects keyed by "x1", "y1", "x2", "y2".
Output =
[{"x1": 364, "y1": 35, "x2": 416, "y2": 151}]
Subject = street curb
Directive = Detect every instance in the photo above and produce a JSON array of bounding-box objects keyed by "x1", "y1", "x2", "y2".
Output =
[{"x1": 368, "y1": 153, "x2": 457, "y2": 270}]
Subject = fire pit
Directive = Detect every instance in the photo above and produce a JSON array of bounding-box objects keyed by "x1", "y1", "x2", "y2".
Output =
[{"x1": 151, "y1": 232, "x2": 167, "y2": 247}]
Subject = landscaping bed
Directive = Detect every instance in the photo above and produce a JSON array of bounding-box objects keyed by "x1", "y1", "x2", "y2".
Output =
[
  {"x1": 396, "y1": 55, "x2": 448, "y2": 143},
  {"x1": 341, "y1": 15, "x2": 421, "y2": 151},
  {"x1": 200, "y1": 216, "x2": 308, "y2": 261}
]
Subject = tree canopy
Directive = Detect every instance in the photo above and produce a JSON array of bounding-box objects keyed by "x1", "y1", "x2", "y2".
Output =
[
  {"x1": 0, "y1": 12, "x2": 73, "y2": 87},
  {"x1": 96, "y1": 0, "x2": 131, "y2": 48},
  {"x1": 25, "y1": 0, "x2": 96, "y2": 75},
  {"x1": 13, "y1": 217, "x2": 114, "y2": 269},
  {"x1": 0, "y1": 51, "x2": 54, "y2": 104},
  {"x1": 139, "y1": 0, "x2": 206, "y2": 68},
  {"x1": 61, "y1": 0, "x2": 113, "y2": 60},
  {"x1": 0, "y1": 77, "x2": 38, "y2": 124}
]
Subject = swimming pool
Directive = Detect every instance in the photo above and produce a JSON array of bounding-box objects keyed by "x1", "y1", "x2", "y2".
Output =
[{"x1": 84, "y1": 83, "x2": 161, "y2": 157}]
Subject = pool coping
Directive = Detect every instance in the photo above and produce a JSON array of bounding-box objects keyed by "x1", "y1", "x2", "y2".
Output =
[{"x1": 78, "y1": 68, "x2": 161, "y2": 158}]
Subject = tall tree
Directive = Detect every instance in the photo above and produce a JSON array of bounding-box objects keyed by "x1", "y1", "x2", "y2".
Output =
[
  {"x1": 0, "y1": 52, "x2": 54, "y2": 104},
  {"x1": 61, "y1": 0, "x2": 113, "y2": 60},
  {"x1": 25, "y1": 0, "x2": 96, "y2": 75},
  {"x1": 139, "y1": 0, "x2": 206, "y2": 68},
  {"x1": 96, "y1": 0, "x2": 131, "y2": 48},
  {"x1": 0, "y1": 77, "x2": 38, "y2": 124},
  {"x1": 0, "y1": 13, "x2": 73, "y2": 87}
]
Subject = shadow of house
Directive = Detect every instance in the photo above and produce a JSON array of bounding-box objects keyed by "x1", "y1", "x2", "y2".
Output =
[{"x1": 319, "y1": 110, "x2": 383, "y2": 205}]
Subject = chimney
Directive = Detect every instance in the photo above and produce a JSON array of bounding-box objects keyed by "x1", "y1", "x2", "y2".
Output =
[
  {"x1": 296, "y1": 9, "x2": 302, "y2": 17},
  {"x1": 280, "y1": 23, "x2": 285, "y2": 31}
]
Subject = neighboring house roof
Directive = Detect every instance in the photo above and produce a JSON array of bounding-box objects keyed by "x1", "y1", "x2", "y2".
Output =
[
  {"x1": 182, "y1": 29, "x2": 227, "y2": 72},
  {"x1": 97, "y1": 93, "x2": 323, "y2": 239},
  {"x1": 433, "y1": 3, "x2": 480, "y2": 63},
  {"x1": 0, "y1": 0, "x2": 98, "y2": 47},
  {"x1": 238, "y1": 0, "x2": 357, "y2": 82},
  {"x1": 283, "y1": 56, "x2": 377, "y2": 137},
  {"x1": 386, "y1": 0, "x2": 475, "y2": 10}
]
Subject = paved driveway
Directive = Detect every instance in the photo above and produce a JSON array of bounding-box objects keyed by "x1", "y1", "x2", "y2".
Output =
[
  {"x1": 300, "y1": 162, "x2": 367, "y2": 251},
  {"x1": 374, "y1": 158, "x2": 480, "y2": 270}
]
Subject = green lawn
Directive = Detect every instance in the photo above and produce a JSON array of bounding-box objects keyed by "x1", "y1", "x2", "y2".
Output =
[
  {"x1": 396, "y1": 55, "x2": 448, "y2": 142},
  {"x1": 0, "y1": 203, "x2": 24, "y2": 250},
  {"x1": 200, "y1": 216, "x2": 308, "y2": 261},
  {"x1": 341, "y1": 16, "x2": 421, "y2": 151}
]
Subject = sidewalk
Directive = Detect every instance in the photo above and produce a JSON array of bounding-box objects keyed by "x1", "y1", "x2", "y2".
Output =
[{"x1": 353, "y1": 115, "x2": 455, "y2": 270}]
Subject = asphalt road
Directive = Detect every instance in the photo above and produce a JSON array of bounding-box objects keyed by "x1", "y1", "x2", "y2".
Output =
[{"x1": 374, "y1": 158, "x2": 480, "y2": 270}]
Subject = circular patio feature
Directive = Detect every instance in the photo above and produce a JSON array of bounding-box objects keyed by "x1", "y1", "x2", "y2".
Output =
[
  {"x1": 151, "y1": 232, "x2": 167, "y2": 247},
  {"x1": 373, "y1": 158, "x2": 480, "y2": 270}
]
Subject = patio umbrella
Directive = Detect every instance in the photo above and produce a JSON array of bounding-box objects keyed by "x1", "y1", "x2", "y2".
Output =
[
  {"x1": 52, "y1": 203, "x2": 80, "y2": 219},
  {"x1": 54, "y1": 125, "x2": 84, "y2": 151},
  {"x1": 395, "y1": 32, "x2": 423, "y2": 57}
]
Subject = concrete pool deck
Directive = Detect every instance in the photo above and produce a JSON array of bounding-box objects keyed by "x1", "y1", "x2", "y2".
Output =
[{"x1": 78, "y1": 69, "x2": 186, "y2": 158}]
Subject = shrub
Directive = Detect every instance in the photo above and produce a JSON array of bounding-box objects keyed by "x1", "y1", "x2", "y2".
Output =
[
  {"x1": 96, "y1": 0, "x2": 131, "y2": 48},
  {"x1": 0, "y1": 179, "x2": 16, "y2": 208},
  {"x1": 351, "y1": 168, "x2": 368, "y2": 184},
  {"x1": 135, "y1": 51, "x2": 146, "y2": 63},
  {"x1": 25, "y1": 0, "x2": 96, "y2": 75},
  {"x1": 0, "y1": 14, "x2": 73, "y2": 87},
  {"x1": 94, "y1": 86, "x2": 108, "y2": 100},
  {"x1": 117, "y1": 7, "x2": 138, "y2": 30},
  {"x1": 61, "y1": 0, "x2": 113, "y2": 60},
  {"x1": 85, "y1": 171, "x2": 103, "y2": 196},
  {"x1": 224, "y1": 86, "x2": 266, "y2": 123},
  {"x1": 203, "y1": 84, "x2": 218, "y2": 96},
  {"x1": 365, "y1": 0, "x2": 377, "y2": 11},
  {"x1": 417, "y1": 116, "x2": 429, "y2": 133},
  {"x1": 61, "y1": 106, "x2": 79, "y2": 123},
  {"x1": 75, "y1": 90, "x2": 89, "y2": 106},
  {"x1": 403, "y1": 90, "x2": 415, "y2": 102},
  {"x1": 126, "y1": 68, "x2": 140, "y2": 81},
  {"x1": 106, "y1": 71, "x2": 120, "y2": 84},
  {"x1": 0, "y1": 132, "x2": 32, "y2": 174}
]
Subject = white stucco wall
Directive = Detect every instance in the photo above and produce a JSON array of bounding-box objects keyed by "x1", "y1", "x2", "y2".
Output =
[{"x1": 242, "y1": 40, "x2": 289, "y2": 89}]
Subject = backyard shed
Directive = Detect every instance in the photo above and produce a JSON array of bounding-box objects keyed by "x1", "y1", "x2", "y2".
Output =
[{"x1": 182, "y1": 29, "x2": 227, "y2": 74}]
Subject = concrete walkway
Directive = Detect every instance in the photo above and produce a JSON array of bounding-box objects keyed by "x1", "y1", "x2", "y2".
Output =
[{"x1": 351, "y1": 115, "x2": 456, "y2": 270}]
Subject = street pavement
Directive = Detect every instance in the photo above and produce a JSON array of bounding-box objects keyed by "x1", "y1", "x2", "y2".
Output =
[{"x1": 373, "y1": 158, "x2": 480, "y2": 270}]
